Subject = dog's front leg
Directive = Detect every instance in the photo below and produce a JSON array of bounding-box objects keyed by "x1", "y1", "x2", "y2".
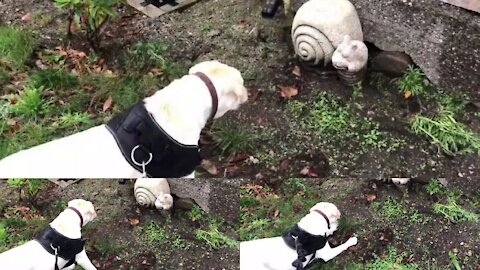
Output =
[
  {"x1": 75, "y1": 250, "x2": 97, "y2": 270},
  {"x1": 315, "y1": 237, "x2": 357, "y2": 262}
]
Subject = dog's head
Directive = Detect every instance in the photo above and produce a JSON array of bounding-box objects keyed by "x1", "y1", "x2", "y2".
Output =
[
  {"x1": 68, "y1": 199, "x2": 97, "y2": 226},
  {"x1": 154, "y1": 193, "x2": 174, "y2": 210},
  {"x1": 189, "y1": 60, "x2": 248, "y2": 118},
  {"x1": 297, "y1": 202, "x2": 341, "y2": 236}
]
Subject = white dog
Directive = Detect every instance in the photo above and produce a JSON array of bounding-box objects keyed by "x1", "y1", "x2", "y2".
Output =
[
  {"x1": 0, "y1": 60, "x2": 248, "y2": 178},
  {"x1": 0, "y1": 199, "x2": 98, "y2": 270},
  {"x1": 240, "y1": 202, "x2": 358, "y2": 270}
]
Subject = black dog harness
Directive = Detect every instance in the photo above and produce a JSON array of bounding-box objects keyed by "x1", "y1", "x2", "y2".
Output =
[
  {"x1": 106, "y1": 72, "x2": 217, "y2": 178},
  {"x1": 35, "y1": 226, "x2": 86, "y2": 270},
  {"x1": 282, "y1": 210, "x2": 331, "y2": 270},
  {"x1": 106, "y1": 102, "x2": 202, "y2": 177}
]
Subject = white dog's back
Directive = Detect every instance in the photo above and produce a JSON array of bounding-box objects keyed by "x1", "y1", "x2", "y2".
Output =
[
  {"x1": 0, "y1": 241, "x2": 73, "y2": 270},
  {"x1": 0, "y1": 125, "x2": 138, "y2": 178},
  {"x1": 240, "y1": 237, "x2": 310, "y2": 270}
]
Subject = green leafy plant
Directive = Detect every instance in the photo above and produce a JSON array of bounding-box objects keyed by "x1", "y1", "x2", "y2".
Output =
[
  {"x1": 54, "y1": 0, "x2": 123, "y2": 50},
  {"x1": 12, "y1": 85, "x2": 49, "y2": 119},
  {"x1": 433, "y1": 197, "x2": 479, "y2": 223},
  {"x1": 425, "y1": 179, "x2": 445, "y2": 196},
  {"x1": 57, "y1": 112, "x2": 91, "y2": 131},
  {"x1": 448, "y1": 251, "x2": 462, "y2": 270},
  {"x1": 212, "y1": 123, "x2": 257, "y2": 157},
  {"x1": 189, "y1": 205, "x2": 205, "y2": 222},
  {"x1": 411, "y1": 111, "x2": 480, "y2": 156},
  {"x1": 397, "y1": 66, "x2": 427, "y2": 98},
  {"x1": 195, "y1": 222, "x2": 239, "y2": 249},
  {"x1": 6, "y1": 179, "x2": 45, "y2": 204}
]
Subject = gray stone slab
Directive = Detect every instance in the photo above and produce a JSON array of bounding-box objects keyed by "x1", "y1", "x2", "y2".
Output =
[{"x1": 168, "y1": 178, "x2": 240, "y2": 224}]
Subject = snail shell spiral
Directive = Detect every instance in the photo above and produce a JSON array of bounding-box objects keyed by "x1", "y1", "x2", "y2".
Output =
[
  {"x1": 292, "y1": 24, "x2": 335, "y2": 66},
  {"x1": 134, "y1": 187, "x2": 157, "y2": 207},
  {"x1": 291, "y1": 0, "x2": 364, "y2": 66}
]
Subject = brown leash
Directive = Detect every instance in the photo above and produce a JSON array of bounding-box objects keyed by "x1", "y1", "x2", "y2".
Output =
[
  {"x1": 194, "y1": 72, "x2": 218, "y2": 131},
  {"x1": 67, "y1": 207, "x2": 84, "y2": 227},
  {"x1": 312, "y1": 209, "x2": 330, "y2": 229}
]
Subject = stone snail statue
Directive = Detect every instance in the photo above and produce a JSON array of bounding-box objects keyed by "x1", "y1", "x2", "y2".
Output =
[
  {"x1": 292, "y1": 0, "x2": 363, "y2": 67},
  {"x1": 134, "y1": 178, "x2": 174, "y2": 210},
  {"x1": 332, "y1": 35, "x2": 368, "y2": 86}
]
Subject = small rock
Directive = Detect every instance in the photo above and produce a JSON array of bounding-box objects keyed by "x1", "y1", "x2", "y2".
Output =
[
  {"x1": 371, "y1": 51, "x2": 413, "y2": 77},
  {"x1": 175, "y1": 197, "x2": 196, "y2": 210}
]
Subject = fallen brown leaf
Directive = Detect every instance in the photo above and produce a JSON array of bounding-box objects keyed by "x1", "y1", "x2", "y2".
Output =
[
  {"x1": 366, "y1": 194, "x2": 377, "y2": 202},
  {"x1": 229, "y1": 153, "x2": 250, "y2": 163},
  {"x1": 279, "y1": 159, "x2": 290, "y2": 171},
  {"x1": 299, "y1": 166, "x2": 319, "y2": 177},
  {"x1": 280, "y1": 85, "x2": 298, "y2": 99},
  {"x1": 404, "y1": 90, "x2": 412, "y2": 99},
  {"x1": 129, "y1": 218, "x2": 139, "y2": 226},
  {"x1": 201, "y1": 159, "x2": 218, "y2": 175},
  {"x1": 274, "y1": 209, "x2": 279, "y2": 218},
  {"x1": 21, "y1": 12, "x2": 32, "y2": 21},
  {"x1": 103, "y1": 96, "x2": 113, "y2": 112}
]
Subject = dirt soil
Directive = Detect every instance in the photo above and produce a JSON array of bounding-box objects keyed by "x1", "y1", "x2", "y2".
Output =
[
  {"x1": 1, "y1": 0, "x2": 480, "y2": 183},
  {"x1": 0, "y1": 180, "x2": 239, "y2": 270},
  {"x1": 240, "y1": 178, "x2": 480, "y2": 269}
]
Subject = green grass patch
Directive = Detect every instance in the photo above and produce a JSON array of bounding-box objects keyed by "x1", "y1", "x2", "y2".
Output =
[
  {"x1": 28, "y1": 69, "x2": 79, "y2": 90},
  {"x1": 136, "y1": 221, "x2": 191, "y2": 250},
  {"x1": 124, "y1": 42, "x2": 185, "y2": 79},
  {"x1": 94, "y1": 238, "x2": 125, "y2": 257},
  {"x1": 212, "y1": 122, "x2": 257, "y2": 157},
  {"x1": 371, "y1": 197, "x2": 430, "y2": 224},
  {"x1": 365, "y1": 247, "x2": 419, "y2": 270},
  {"x1": 0, "y1": 27, "x2": 36, "y2": 69},
  {"x1": 11, "y1": 84, "x2": 51, "y2": 120},
  {"x1": 53, "y1": 112, "x2": 93, "y2": 132},
  {"x1": 286, "y1": 92, "x2": 405, "y2": 153},
  {"x1": 411, "y1": 111, "x2": 480, "y2": 156},
  {"x1": 433, "y1": 197, "x2": 479, "y2": 223},
  {"x1": 195, "y1": 221, "x2": 239, "y2": 249}
]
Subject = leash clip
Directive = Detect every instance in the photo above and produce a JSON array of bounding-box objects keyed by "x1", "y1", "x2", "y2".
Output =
[
  {"x1": 131, "y1": 145, "x2": 153, "y2": 177},
  {"x1": 50, "y1": 244, "x2": 59, "y2": 255}
]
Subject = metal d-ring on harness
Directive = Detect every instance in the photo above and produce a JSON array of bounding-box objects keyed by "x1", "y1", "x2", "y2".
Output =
[
  {"x1": 130, "y1": 145, "x2": 153, "y2": 177},
  {"x1": 51, "y1": 244, "x2": 61, "y2": 270}
]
